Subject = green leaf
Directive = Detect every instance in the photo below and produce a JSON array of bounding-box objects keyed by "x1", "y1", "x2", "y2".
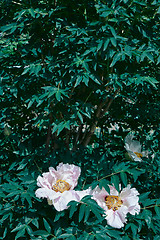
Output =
[
  {"x1": 127, "y1": 169, "x2": 144, "y2": 182},
  {"x1": 32, "y1": 218, "x2": 39, "y2": 228},
  {"x1": 33, "y1": 230, "x2": 50, "y2": 237},
  {"x1": 87, "y1": 235, "x2": 95, "y2": 240},
  {"x1": 15, "y1": 228, "x2": 26, "y2": 240},
  {"x1": 59, "y1": 233, "x2": 75, "y2": 239},
  {"x1": 131, "y1": 223, "x2": 138, "y2": 236},
  {"x1": 6, "y1": 190, "x2": 21, "y2": 198},
  {"x1": 95, "y1": 234, "x2": 105, "y2": 240},
  {"x1": 110, "y1": 53, "x2": 121, "y2": 67},
  {"x1": 155, "y1": 206, "x2": 160, "y2": 217},
  {"x1": 34, "y1": 64, "x2": 42, "y2": 76},
  {"x1": 99, "y1": 179, "x2": 110, "y2": 194},
  {"x1": 111, "y1": 175, "x2": 119, "y2": 192},
  {"x1": 68, "y1": 201, "x2": 79, "y2": 218},
  {"x1": 110, "y1": 38, "x2": 117, "y2": 47},
  {"x1": 79, "y1": 204, "x2": 86, "y2": 222},
  {"x1": 0, "y1": 23, "x2": 17, "y2": 32},
  {"x1": 91, "y1": 181, "x2": 99, "y2": 189},
  {"x1": 157, "y1": 55, "x2": 160, "y2": 64},
  {"x1": 84, "y1": 206, "x2": 90, "y2": 223},
  {"x1": 43, "y1": 218, "x2": 51, "y2": 233},
  {"x1": 143, "y1": 209, "x2": 152, "y2": 228},
  {"x1": 107, "y1": 229, "x2": 122, "y2": 238},
  {"x1": 21, "y1": 192, "x2": 32, "y2": 207},
  {"x1": 139, "y1": 192, "x2": 151, "y2": 202},
  {"x1": 28, "y1": 8, "x2": 36, "y2": 18},
  {"x1": 143, "y1": 198, "x2": 156, "y2": 207},
  {"x1": 11, "y1": 224, "x2": 25, "y2": 233},
  {"x1": 56, "y1": 90, "x2": 61, "y2": 101},
  {"x1": 54, "y1": 211, "x2": 65, "y2": 222},
  {"x1": 103, "y1": 39, "x2": 110, "y2": 51},
  {"x1": 120, "y1": 172, "x2": 127, "y2": 186},
  {"x1": 77, "y1": 111, "x2": 83, "y2": 123}
]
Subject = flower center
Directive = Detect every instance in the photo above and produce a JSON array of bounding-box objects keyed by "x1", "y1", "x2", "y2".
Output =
[
  {"x1": 52, "y1": 179, "x2": 70, "y2": 193},
  {"x1": 105, "y1": 195, "x2": 123, "y2": 211},
  {"x1": 134, "y1": 152, "x2": 143, "y2": 158}
]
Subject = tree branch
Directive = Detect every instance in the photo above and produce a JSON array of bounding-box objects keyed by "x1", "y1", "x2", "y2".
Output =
[
  {"x1": 72, "y1": 124, "x2": 83, "y2": 151},
  {"x1": 82, "y1": 88, "x2": 120, "y2": 146},
  {"x1": 100, "y1": 88, "x2": 120, "y2": 118}
]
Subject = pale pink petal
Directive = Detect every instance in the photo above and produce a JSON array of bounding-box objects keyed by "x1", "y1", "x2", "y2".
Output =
[
  {"x1": 125, "y1": 133, "x2": 143, "y2": 162},
  {"x1": 49, "y1": 189, "x2": 91, "y2": 212},
  {"x1": 35, "y1": 187, "x2": 54, "y2": 199},
  {"x1": 120, "y1": 185, "x2": 139, "y2": 199},
  {"x1": 125, "y1": 134, "x2": 134, "y2": 145},
  {"x1": 120, "y1": 185, "x2": 140, "y2": 215},
  {"x1": 125, "y1": 143, "x2": 130, "y2": 151},
  {"x1": 109, "y1": 185, "x2": 119, "y2": 196},
  {"x1": 123, "y1": 196, "x2": 139, "y2": 206},
  {"x1": 128, "y1": 203, "x2": 140, "y2": 215},
  {"x1": 55, "y1": 163, "x2": 81, "y2": 189},
  {"x1": 130, "y1": 141, "x2": 141, "y2": 153},
  {"x1": 106, "y1": 209, "x2": 125, "y2": 229},
  {"x1": 92, "y1": 186, "x2": 108, "y2": 199},
  {"x1": 76, "y1": 188, "x2": 92, "y2": 200},
  {"x1": 37, "y1": 172, "x2": 55, "y2": 189},
  {"x1": 92, "y1": 187, "x2": 109, "y2": 209},
  {"x1": 49, "y1": 167, "x2": 60, "y2": 181},
  {"x1": 52, "y1": 190, "x2": 81, "y2": 211},
  {"x1": 117, "y1": 205, "x2": 128, "y2": 222}
]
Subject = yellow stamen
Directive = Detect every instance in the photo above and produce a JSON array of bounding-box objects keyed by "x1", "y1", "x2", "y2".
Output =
[
  {"x1": 52, "y1": 179, "x2": 70, "y2": 193},
  {"x1": 105, "y1": 195, "x2": 123, "y2": 211},
  {"x1": 134, "y1": 152, "x2": 143, "y2": 158}
]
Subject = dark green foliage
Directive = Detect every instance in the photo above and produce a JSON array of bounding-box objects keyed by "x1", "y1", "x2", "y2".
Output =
[{"x1": 0, "y1": 0, "x2": 160, "y2": 239}]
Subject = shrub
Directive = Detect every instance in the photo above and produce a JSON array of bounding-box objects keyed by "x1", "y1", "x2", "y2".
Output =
[{"x1": 0, "y1": 0, "x2": 160, "y2": 239}]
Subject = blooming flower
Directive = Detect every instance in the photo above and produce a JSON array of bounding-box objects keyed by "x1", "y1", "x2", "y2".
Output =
[
  {"x1": 91, "y1": 184, "x2": 140, "y2": 229},
  {"x1": 35, "y1": 163, "x2": 88, "y2": 211},
  {"x1": 124, "y1": 133, "x2": 143, "y2": 162}
]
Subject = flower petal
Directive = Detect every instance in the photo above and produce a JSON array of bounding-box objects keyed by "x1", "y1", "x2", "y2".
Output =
[
  {"x1": 124, "y1": 133, "x2": 143, "y2": 162},
  {"x1": 120, "y1": 185, "x2": 140, "y2": 215},
  {"x1": 49, "y1": 167, "x2": 60, "y2": 182},
  {"x1": 109, "y1": 185, "x2": 119, "y2": 196},
  {"x1": 56, "y1": 163, "x2": 81, "y2": 189},
  {"x1": 35, "y1": 187, "x2": 54, "y2": 199},
  {"x1": 130, "y1": 141, "x2": 142, "y2": 153},
  {"x1": 125, "y1": 133, "x2": 134, "y2": 145},
  {"x1": 37, "y1": 171, "x2": 56, "y2": 189},
  {"x1": 92, "y1": 187, "x2": 109, "y2": 210},
  {"x1": 105, "y1": 208, "x2": 127, "y2": 229},
  {"x1": 52, "y1": 190, "x2": 81, "y2": 211},
  {"x1": 130, "y1": 152, "x2": 142, "y2": 162},
  {"x1": 76, "y1": 188, "x2": 92, "y2": 200}
]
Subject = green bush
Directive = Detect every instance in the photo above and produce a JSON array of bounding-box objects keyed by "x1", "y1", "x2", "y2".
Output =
[{"x1": 0, "y1": 0, "x2": 160, "y2": 239}]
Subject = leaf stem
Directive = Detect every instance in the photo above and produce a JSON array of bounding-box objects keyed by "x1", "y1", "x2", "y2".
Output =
[
  {"x1": 98, "y1": 170, "x2": 123, "y2": 181},
  {"x1": 141, "y1": 204, "x2": 160, "y2": 210}
]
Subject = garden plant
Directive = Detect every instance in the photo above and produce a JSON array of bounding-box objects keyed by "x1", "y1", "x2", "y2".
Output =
[{"x1": 0, "y1": 0, "x2": 160, "y2": 239}]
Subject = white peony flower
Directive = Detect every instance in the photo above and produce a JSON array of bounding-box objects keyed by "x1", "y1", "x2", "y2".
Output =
[
  {"x1": 125, "y1": 133, "x2": 143, "y2": 162},
  {"x1": 35, "y1": 163, "x2": 88, "y2": 211},
  {"x1": 91, "y1": 184, "x2": 140, "y2": 229}
]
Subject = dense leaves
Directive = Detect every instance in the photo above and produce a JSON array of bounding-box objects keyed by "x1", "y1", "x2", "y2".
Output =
[{"x1": 0, "y1": 0, "x2": 160, "y2": 239}]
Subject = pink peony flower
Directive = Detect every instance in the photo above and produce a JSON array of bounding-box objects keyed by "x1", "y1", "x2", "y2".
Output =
[
  {"x1": 92, "y1": 184, "x2": 140, "y2": 228},
  {"x1": 35, "y1": 163, "x2": 88, "y2": 211}
]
